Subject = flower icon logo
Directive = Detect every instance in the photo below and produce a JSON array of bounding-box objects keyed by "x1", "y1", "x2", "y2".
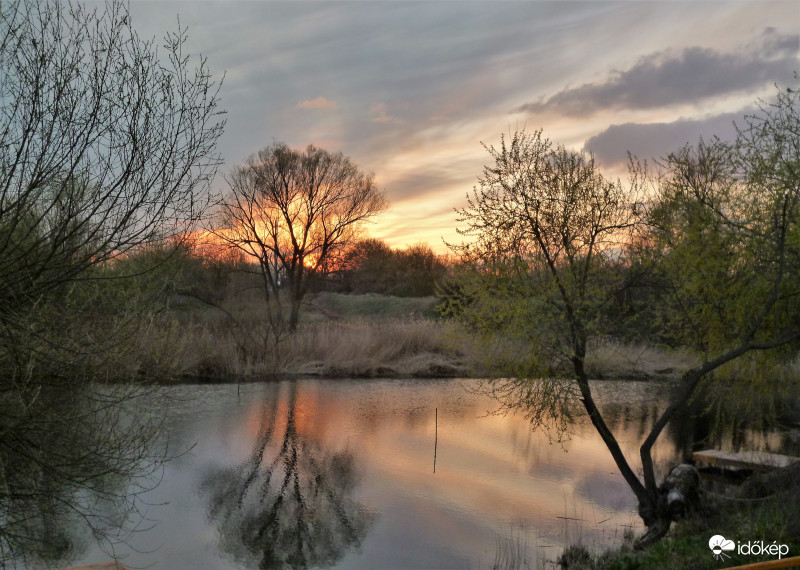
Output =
[{"x1": 709, "y1": 535, "x2": 736, "y2": 561}]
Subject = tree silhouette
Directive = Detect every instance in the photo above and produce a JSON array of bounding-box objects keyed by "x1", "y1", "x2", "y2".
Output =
[
  {"x1": 218, "y1": 143, "x2": 387, "y2": 334},
  {"x1": 201, "y1": 384, "x2": 374, "y2": 569}
]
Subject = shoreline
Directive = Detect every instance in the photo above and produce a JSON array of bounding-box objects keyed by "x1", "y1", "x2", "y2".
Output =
[{"x1": 168, "y1": 369, "x2": 678, "y2": 385}]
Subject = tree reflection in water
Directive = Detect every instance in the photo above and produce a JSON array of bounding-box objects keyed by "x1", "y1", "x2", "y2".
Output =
[
  {"x1": 201, "y1": 383, "x2": 374, "y2": 569},
  {"x1": 0, "y1": 384, "x2": 167, "y2": 568}
]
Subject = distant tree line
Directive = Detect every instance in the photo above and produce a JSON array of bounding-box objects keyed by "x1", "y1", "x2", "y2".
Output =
[
  {"x1": 127, "y1": 236, "x2": 454, "y2": 304},
  {"x1": 329, "y1": 238, "x2": 451, "y2": 297}
]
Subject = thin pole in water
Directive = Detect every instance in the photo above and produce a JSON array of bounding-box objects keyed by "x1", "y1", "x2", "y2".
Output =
[{"x1": 433, "y1": 407, "x2": 438, "y2": 473}]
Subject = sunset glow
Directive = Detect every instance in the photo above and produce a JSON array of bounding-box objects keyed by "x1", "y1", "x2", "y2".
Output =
[
  {"x1": 8, "y1": 1, "x2": 799, "y2": 568},
  {"x1": 124, "y1": 2, "x2": 797, "y2": 250}
]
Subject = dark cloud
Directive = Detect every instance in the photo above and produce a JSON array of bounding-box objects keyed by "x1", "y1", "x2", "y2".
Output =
[
  {"x1": 757, "y1": 26, "x2": 800, "y2": 57},
  {"x1": 583, "y1": 111, "x2": 747, "y2": 168},
  {"x1": 386, "y1": 170, "x2": 462, "y2": 201},
  {"x1": 383, "y1": 156, "x2": 480, "y2": 202},
  {"x1": 517, "y1": 31, "x2": 798, "y2": 117}
]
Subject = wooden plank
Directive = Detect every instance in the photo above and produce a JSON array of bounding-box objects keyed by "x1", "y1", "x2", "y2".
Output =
[
  {"x1": 721, "y1": 555, "x2": 800, "y2": 569},
  {"x1": 692, "y1": 449, "x2": 798, "y2": 472}
]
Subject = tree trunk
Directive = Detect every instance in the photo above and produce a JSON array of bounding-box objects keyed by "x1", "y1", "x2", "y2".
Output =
[
  {"x1": 288, "y1": 299, "x2": 301, "y2": 332},
  {"x1": 571, "y1": 347, "x2": 701, "y2": 548},
  {"x1": 634, "y1": 464, "x2": 699, "y2": 549},
  {"x1": 570, "y1": 352, "x2": 666, "y2": 536}
]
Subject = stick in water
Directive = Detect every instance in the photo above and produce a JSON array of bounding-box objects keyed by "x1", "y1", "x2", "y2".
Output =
[{"x1": 434, "y1": 407, "x2": 438, "y2": 473}]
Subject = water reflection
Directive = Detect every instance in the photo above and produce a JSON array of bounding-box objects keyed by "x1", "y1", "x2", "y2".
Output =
[
  {"x1": 200, "y1": 382, "x2": 374, "y2": 569},
  {"x1": 60, "y1": 378, "x2": 797, "y2": 569},
  {"x1": 0, "y1": 384, "x2": 165, "y2": 568}
]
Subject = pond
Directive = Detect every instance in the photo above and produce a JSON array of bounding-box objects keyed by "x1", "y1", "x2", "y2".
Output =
[{"x1": 54, "y1": 378, "x2": 794, "y2": 569}]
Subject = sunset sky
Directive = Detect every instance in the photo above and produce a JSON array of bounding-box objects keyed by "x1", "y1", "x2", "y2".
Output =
[{"x1": 127, "y1": 1, "x2": 799, "y2": 252}]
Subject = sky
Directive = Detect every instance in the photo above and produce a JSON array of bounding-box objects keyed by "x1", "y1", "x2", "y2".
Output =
[{"x1": 126, "y1": 0, "x2": 800, "y2": 252}]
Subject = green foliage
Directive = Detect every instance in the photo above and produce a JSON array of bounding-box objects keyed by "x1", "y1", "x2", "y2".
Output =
[
  {"x1": 445, "y1": 129, "x2": 638, "y2": 442},
  {"x1": 645, "y1": 94, "x2": 800, "y2": 357},
  {"x1": 451, "y1": 88, "x2": 800, "y2": 544},
  {"x1": 638, "y1": 133, "x2": 800, "y2": 356},
  {"x1": 448, "y1": 129, "x2": 637, "y2": 374}
]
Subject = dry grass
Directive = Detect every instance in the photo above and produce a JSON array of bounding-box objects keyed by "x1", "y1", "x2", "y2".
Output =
[
  {"x1": 305, "y1": 292, "x2": 440, "y2": 321},
  {"x1": 100, "y1": 317, "x2": 799, "y2": 387},
  {"x1": 91, "y1": 292, "x2": 800, "y2": 386},
  {"x1": 279, "y1": 319, "x2": 468, "y2": 377},
  {"x1": 443, "y1": 331, "x2": 697, "y2": 382},
  {"x1": 91, "y1": 312, "x2": 471, "y2": 382},
  {"x1": 492, "y1": 527, "x2": 535, "y2": 570}
]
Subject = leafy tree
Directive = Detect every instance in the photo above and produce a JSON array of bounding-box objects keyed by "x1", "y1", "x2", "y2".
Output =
[
  {"x1": 218, "y1": 143, "x2": 387, "y2": 333},
  {"x1": 452, "y1": 127, "x2": 642, "y2": 500},
  {"x1": 629, "y1": 89, "x2": 800, "y2": 543},
  {"x1": 451, "y1": 97, "x2": 800, "y2": 548}
]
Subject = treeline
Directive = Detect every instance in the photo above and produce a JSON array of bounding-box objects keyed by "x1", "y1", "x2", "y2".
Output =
[
  {"x1": 325, "y1": 239, "x2": 450, "y2": 297},
  {"x1": 118, "y1": 237, "x2": 454, "y2": 305}
]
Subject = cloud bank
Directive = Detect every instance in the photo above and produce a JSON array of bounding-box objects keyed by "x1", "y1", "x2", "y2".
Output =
[
  {"x1": 518, "y1": 30, "x2": 798, "y2": 117},
  {"x1": 584, "y1": 111, "x2": 746, "y2": 168}
]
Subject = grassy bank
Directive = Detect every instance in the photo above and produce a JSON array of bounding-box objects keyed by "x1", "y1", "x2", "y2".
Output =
[
  {"x1": 89, "y1": 289, "x2": 800, "y2": 384},
  {"x1": 80, "y1": 286, "x2": 800, "y2": 392},
  {"x1": 88, "y1": 292, "x2": 471, "y2": 381},
  {"x1": 99, "y1": 290, "x2": 710, "y2": 383},
  {"x1": 558, "y1": 464, "x2": 800, "y2": 569}
]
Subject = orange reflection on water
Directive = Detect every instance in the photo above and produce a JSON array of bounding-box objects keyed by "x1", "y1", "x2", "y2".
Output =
[
  {"x1": 225, "y1": 378, "x2": 692, "y2": 562},
  {"x1": 73, "y1": 379, "x2": 795, "y2": 569}
]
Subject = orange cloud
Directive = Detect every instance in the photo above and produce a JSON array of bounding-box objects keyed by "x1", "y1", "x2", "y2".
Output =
[{"x1": 296, "y1": 96, "x2": 337, "y2": 109}]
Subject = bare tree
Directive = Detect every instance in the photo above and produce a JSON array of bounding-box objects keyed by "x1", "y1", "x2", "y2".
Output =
[
  {"x1": 218, "y1": 143, "x2": 387, "y2": 333},
  {"x1": 0, "y1": 0, "x2": 224, "y2": 563},
  {"x1": 0, "y1": 0, "x2": 225, "y2": 375}
]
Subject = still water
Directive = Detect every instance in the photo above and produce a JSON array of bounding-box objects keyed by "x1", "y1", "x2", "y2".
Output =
[{"x1": 63, "y1": 378, "x2": 787, "y2": 569}]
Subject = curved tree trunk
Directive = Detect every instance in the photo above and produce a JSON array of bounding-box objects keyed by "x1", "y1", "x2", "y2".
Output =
[
  {"x1": 634, "y1": 464, "x2": 700, "y2": 549},
  {"x1": 572, "y1": 350, "x2": 701, "y2": 547}
]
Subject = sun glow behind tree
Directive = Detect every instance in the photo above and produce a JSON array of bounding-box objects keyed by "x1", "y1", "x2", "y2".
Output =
[{"x1": 216, "y1": 142, "x2": 388, "y2": 333}]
